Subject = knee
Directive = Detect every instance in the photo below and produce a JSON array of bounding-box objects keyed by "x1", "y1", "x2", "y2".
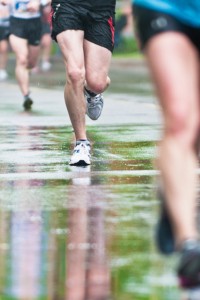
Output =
[
  {"x1": 166, "y1": 108, "x2": 199, "y2": 147},
  {"x1": 67, "y1": 67, "x2": 85, "y2": 87},
  {"x1": 86, "y1": 74, "x2": 110, "y2": 94},
  {"x1": 28, "y1": 61, "x2": 36, "y2": 69},
  {"x1": 17, "y1": 56, "x2": 28, "y2": 68}
]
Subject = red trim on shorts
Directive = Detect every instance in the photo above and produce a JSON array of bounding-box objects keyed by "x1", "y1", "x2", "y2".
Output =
[
  {"x1": 108, "y1": 16, "x2": 115, "y2": 46},
  {"x1": 49, "y1": 8, "x2": 54, "y2": 30}
]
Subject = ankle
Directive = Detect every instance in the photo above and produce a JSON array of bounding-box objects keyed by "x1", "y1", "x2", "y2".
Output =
[
  {"x1": 76, "y1": 139, "x2": 90, "y2": 145},
  {"x1": 84, "y1": 87, "x2": 97, "y2": 97},
  {"x1": 177, "y1": 237, "x2": 199, "y2": 251},
  {"x1": 24, "y1": 92, "x2": 30, "y2": 100}
]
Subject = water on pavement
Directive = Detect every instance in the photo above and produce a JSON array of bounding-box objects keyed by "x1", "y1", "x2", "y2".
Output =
[{"x1": 0, "y1": 57, "x2": 193, "y2": 300}]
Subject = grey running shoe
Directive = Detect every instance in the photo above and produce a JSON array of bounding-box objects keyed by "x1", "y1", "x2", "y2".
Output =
[
  {"x1": 23, "y1": 97, "x2": 33, "y2": 111},
  {"x1": 84, "y1": 88, "x2": 104, "y2": 120},
  {"x1": 69, "y1": 140, "x2": 91, "y2": 166}
]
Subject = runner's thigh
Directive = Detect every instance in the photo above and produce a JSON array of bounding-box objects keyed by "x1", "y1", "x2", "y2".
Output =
[
  {"x1": 57, "y1": 30, "x2": 85, "y2": 74},
  {"x1": 146, "y1": 32, "x2": 200, "y2": 134},
  {"x1": 84, "y1": 40, "x2": 112, "y2": 81}
]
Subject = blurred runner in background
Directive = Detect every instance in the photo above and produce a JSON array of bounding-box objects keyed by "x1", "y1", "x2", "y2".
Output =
[
  {"x1": 40, "y1": 2, "x2": 52, "y2": 72},
  {"x1": 0, "y1": 0, "x2": 43, "y2": 110},
  {"x1": 0, "y1": 3, "x2": 10, "y2": 81},
  {"x1": 31, "y1": 1, "x2": 52, "y2": 74}
]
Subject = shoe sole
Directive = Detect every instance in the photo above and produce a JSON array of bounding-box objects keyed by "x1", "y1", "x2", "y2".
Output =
[
  {"x1": 86, "y1": 108, "x2": 103, "y2": 120},
  {"x1": 69, "y1": 159, "x2": 91, "y2": 166},
  {"x1": 86, "y1": 113, "x2": 100, "y2": 120},
  {"x1": 178, "y1": 253, "x2": 200, "y2": 288},
  {"x1": 86, "y1": 104, "x2": 103, "y2": 120}
]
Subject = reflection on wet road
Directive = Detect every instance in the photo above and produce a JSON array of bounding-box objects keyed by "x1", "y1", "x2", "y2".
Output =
[
  {"x1": 0, "y1": 58, "x2": 188, "y2": 300},
  {"x1": 0, "y1": 123, "x2": 180, "y2": 300}
]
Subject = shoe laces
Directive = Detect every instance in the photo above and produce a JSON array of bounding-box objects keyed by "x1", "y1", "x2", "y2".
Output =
[
  {"x1": 87, "y1": 94, "x2": 103, "y2": 105},
  {"x1": 73, "y1": 142, "x2": 91, "y2": 156}
]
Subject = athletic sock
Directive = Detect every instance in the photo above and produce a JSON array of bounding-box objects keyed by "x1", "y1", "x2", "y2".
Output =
[
  {"x1": 84, "y1": 87, "x2": 97, "y2": 97},
  {"x1": 24, "y1": 93, "x2": 30, "y2": 100},
  {"x1": 76, "y1": 139, "x2": 90, "y2": 146}
]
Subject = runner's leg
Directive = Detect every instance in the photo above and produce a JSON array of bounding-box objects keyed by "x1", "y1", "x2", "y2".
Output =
[
  {"x1": 28, "y1": 44, "x2": 40, "y2": 69},
  {"x1": 41, "y1": 33, "x2": 52, "y2": 61},
  {"x1": 9, "y1": 34, "x2": 30, "y2": 97},
  {"x1": 0, "y1": 39, "x2": 8, "y2": 70},
  {"x1": 84, "y1": 40, "x2": 112, "y2": 94},
  {"x1": 57, "y1": 30, "x2": 87, "y2": 141},
  {"x1": 145, "y1": 32, "x2": 200, "y2": 247}
]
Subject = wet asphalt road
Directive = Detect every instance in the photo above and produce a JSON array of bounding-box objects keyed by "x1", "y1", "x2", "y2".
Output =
[{"x1": 0, "y1": 57, "x2": 191, "y2": 300}]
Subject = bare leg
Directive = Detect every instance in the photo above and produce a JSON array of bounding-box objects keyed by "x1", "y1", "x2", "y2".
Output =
[
  {"x1": 57, "y1": 30, "x2": 87, "y2": 141},
  {"x1": 0, "y1": 39, "x2": 8, "y2": 70},
  {"x1": 145, "y1": 32, "x2": 200, "y2": 247},
  {"x1": 40, "y1": 33, "x2": 52, "y2": 64},
  {"x1": 28, "y1": 44, "x2": 40, "y2": 69},
  {"x1": 84, "y1": 40, "x2": 112, "y2": 93},
  {"x1": 57, "y1": 31, "x2": 113, "y2": 141},
  {"x1": 9, "y1": 35, "x2": 30, "y2": 96}
]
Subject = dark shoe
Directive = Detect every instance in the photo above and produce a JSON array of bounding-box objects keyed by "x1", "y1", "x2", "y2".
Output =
[
  {"x1": 178, "y1": 239, "x2": 200, "y2": 288},
  {"x1": 23, "y1": 97, "x2": 33, "y2": 111},
  {"x1": 155, "y1": 187, "x2": 175, "y2": 255}
]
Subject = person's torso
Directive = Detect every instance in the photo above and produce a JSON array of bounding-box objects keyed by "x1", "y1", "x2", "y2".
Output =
[
  {"x1": 11, "y1": 0, "x2": 40, "y2": 19},
  {"x1": 133, "y1": 0, "x2": 200, "y2": 27}
]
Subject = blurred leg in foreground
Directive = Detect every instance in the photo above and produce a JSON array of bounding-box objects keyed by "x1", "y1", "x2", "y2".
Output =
[
  {"x1": 133, "y1": 2, "x2": 200, "y2": 288},
  {"x1": 0, "y1": 3, "x2": 10, "y2": 81}
]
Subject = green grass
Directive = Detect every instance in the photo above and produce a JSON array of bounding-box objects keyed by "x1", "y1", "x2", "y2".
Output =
[{"x1": 114, "y1": 37, "x2": 141, "y2": 56}]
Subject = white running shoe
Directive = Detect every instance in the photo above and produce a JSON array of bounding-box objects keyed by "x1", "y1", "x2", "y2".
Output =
[
  {"x1": 69, "y1": 141, "x2": 91, "y2": 166},
  {"x1": 0, "y1": 69, "x2": 8, "y2": 81},
  {"x1": 41, "y1": 61, "x2": 52, "y2": 72},
  {"x1": 84, "y1": 88, "x2": 104, "y2": 120}
]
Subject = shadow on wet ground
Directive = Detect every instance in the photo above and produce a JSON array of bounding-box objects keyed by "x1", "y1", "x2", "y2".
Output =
[{"x1": 0, "y1": 56, "x2": 193, "y2": 300}]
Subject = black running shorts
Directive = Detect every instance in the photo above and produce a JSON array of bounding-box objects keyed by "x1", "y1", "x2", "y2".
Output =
[
  {"x1": 51, "y1": 2, "x2": 115, "y2": 52},
  {"x1": 10, "y1": 16, "x2": 42, "y2": 46},
  {"x1": 0, "y1": 26, "x2": 9, "y2": 41},
  {"x1": 133, "y1": 5, "x2": 200, "y2": 52}
]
